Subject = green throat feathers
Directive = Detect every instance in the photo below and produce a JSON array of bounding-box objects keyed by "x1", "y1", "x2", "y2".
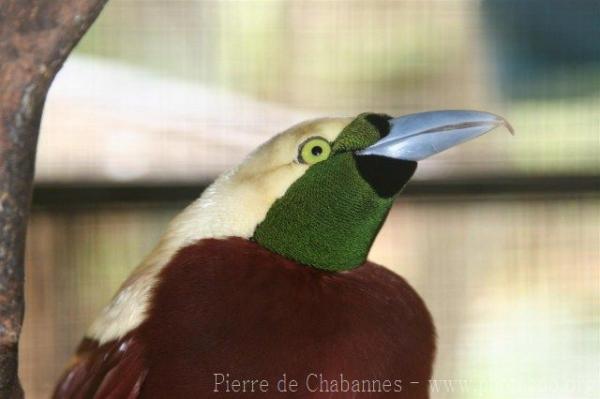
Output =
[{"x1": 252, "y1": 114, "x2": 417, "y2": 272}]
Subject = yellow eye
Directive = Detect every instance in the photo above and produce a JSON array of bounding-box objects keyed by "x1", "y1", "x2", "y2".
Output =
[{"x1": 298, "y1": 137, "x2": 332, "y2": 165}]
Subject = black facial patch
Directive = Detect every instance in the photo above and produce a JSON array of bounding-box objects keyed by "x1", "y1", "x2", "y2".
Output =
[
  {"x1": 354, "y1": 155, "x2": 417, "y2": 198},
  {"x1": 364, "y1": 114, "x2": 392, "y2": 139}
]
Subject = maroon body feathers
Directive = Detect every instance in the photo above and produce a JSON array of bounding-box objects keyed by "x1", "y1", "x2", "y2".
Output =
[{"x1": 54, "y1": 238, "x2": 435, "y2": 398}]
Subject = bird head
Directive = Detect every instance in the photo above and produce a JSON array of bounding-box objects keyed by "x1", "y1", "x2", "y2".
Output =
[
  {"x1": 86, "y1": 110, "x2": 511, "y2": 344},
  {"x1": 182, "y1": 110, "x2": 512, "y2": 272}
]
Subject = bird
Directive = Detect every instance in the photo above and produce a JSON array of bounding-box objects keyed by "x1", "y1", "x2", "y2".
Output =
[{"x1": 53, "y1": 110, "x2": 511, "y2": 398}]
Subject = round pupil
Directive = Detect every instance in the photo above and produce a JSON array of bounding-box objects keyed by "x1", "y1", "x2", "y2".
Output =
[{"x1": 311, "y1": 145, "x2": 323, "y2": 157}]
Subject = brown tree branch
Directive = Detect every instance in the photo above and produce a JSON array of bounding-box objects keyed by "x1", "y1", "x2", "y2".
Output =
[{"x1": 0, "y1": 1, "x2": 108, "y2": 396}]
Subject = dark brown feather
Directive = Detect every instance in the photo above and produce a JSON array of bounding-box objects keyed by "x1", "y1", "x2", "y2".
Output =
[
  {"x1": 54, "y1": 238, "x2": 435, "y2": 398},
  {"x1": 53, "y1": 336, "x2": 147, "y2": 399}
]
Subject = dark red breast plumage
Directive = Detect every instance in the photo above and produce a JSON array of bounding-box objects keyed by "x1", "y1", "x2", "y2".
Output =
[{"x1": 53, "y1": 238, "x2": 435, "y2": 398}]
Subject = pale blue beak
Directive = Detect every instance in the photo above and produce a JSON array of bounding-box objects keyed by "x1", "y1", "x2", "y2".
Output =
[{"x1": 356, "y1": 110, "x2": 513, "y2": 161}]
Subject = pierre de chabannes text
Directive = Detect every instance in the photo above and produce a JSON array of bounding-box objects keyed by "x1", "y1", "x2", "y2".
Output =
[{"x1": 214, "y1": 373, "x2": 408, "y2": 394}]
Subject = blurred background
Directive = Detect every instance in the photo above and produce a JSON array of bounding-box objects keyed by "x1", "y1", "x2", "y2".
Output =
[{"x1": 22, "y1": 0, "x2": 599, "y2": 398}]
